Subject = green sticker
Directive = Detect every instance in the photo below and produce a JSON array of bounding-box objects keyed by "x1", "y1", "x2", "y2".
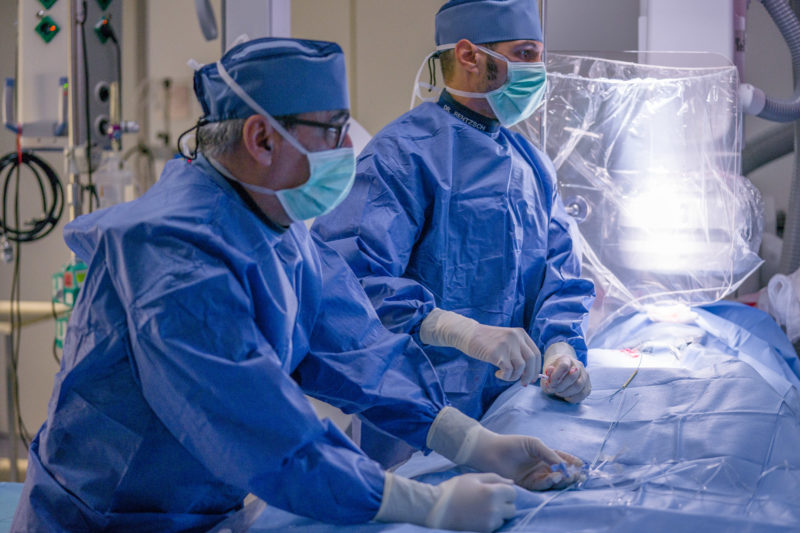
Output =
[
  {"x1": 35, "y1": 16, "x2": 60, "y2": 43},
  {"x1": 94, "y1": 17, "x2": 110, "y2": 43}
]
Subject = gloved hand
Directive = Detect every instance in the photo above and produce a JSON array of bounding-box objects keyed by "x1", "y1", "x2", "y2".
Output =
[
  {"x1": 427, "y1": 407, "x2": 584, "y2": 491},
  {"x1": 540, "y1": 342, "x2": 591, "y2": 403},
  {"x1": 374, "y1": 472, "x2": 516, "y2": 532},
  {"x1": 420, "y1": 308, "x2": 542, "y2": 385}
]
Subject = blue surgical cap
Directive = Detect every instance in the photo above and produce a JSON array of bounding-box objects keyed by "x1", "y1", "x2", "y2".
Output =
[
  {"x1": 194, "y1": 37, "x2": 349, "y2": 122},
  {"x1": 435, "y1": 0, "x2": 543, "y2": 46}
]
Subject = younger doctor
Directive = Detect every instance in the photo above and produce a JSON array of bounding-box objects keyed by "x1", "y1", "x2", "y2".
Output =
[
  {"x1": 11, "y1": 38, "x2": 582, "y2": 533},
  {"x1": 313, "y1": 0, "x2": 596, "y2": 467}
]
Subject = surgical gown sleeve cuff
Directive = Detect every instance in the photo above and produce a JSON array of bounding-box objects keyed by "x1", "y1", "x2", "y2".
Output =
[
  {"x1": 374, "y1": 473, "x2": 439, "y2": 526},
  {"x1": 426, "y1": 406, "x2": 485, "y2": 464},
  {"x1": 419, "y1": 308, "x2": 479, "y2": 353}
]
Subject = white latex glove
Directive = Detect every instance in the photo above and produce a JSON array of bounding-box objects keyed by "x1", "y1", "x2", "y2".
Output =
[
  {"x1": 427, "y1": 407, "x2": 584, "y2": 491},
  {"x1": 374, "y1": 472, "x2": 516, "y2": 532},
  {"x1": 540, "y1": 342, "x2": 591, "y2": 403},
  {"x1": 420, "y1": 308, "x2": 542, "y2": 385}
]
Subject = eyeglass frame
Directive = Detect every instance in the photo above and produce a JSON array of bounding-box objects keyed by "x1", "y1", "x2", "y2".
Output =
[{"x1": 277, "y1": 116, "x2": 351, "y2": 149}]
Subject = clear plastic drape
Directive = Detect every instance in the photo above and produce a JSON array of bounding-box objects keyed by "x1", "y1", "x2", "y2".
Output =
[{"x1": 516, "y1": 52, "x2": 763, "y2": 336}]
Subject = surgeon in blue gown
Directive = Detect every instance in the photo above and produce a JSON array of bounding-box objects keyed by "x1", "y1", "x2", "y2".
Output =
[
  {"x1": 313, "y1": 0, "x2": 596, "y2": 467},
  {"x1": 11, "y1": 38, "x2": 585, "y2": 533}
]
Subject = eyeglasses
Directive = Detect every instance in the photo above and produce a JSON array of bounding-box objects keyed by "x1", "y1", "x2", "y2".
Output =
[{"x1": 279, "y1": 117, "x2": 351, "y2": 148}]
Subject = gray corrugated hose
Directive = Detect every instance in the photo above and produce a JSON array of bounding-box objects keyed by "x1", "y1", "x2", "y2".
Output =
[
  {"x1": 757, "y1": 0, "x2": 800, "y2": 122},
  {"x1": 742, "y1": 123, "x2": 794, "y2": 175},
  {"x1": 780, "y1": 119, "x2": 800, "y2": 273},
  {"x1": 751, "y1": 0, "x2": 800, "y2": 274}
]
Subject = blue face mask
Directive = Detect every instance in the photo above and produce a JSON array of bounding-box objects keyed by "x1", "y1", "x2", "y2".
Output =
[
  {"x1": 215, "y1": 61, "x2": 355, "y2": 222},
  {"x1": 445, "y1": 46, "x2": 547, "y2": 127}
]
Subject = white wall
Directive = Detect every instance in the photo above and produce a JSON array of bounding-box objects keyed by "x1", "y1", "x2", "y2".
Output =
[
  {"x1": 292, "y1": 0, "x2": 442, "y2": 136},
  {"x1": 144, "y1": 0, "x2": 222, "y2": 148},
  {"x1": 545, "y1": 0, "x2": 640, "y2": 51}
]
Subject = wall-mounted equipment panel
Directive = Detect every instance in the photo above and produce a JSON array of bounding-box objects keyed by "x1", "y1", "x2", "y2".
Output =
[{"x1": 10, "y1": 0, "x2": 122, "y2": 150}]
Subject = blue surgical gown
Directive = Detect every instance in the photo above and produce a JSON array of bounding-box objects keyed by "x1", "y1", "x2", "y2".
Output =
[
  {"x1": 11, "y1": 155, "x2": 447, "y2": 532},
  {"x1": 313, "y1": 93, "x2": 594, "y2": 443}
]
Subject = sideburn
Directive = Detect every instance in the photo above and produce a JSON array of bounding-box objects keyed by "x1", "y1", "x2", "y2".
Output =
[{"x1": 486, "y1": 56, "x2": 498, "y2": 82}]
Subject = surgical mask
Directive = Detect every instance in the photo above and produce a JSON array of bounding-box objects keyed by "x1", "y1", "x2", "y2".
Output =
[
  {"x1": 215, "y1": 61, "x2": 355, "y2": 222},
  {"x1": 444, "y1": 46, "x2": 547, "y2": 127}
]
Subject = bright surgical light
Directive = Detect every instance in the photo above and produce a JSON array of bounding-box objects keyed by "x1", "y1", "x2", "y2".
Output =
[{"x1": 617, "y1": 171, "x2": 734, "y2": 274}]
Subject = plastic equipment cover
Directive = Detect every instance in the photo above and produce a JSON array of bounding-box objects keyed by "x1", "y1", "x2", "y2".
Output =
[
  {"x1": 215, "y1": 302, "x2": 800, "y2": 532},
  {"x1": 516, "y1": 52, "x2": 764, "y2": 337}
]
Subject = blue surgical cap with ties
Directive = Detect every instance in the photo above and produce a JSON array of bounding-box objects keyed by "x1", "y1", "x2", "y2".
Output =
[
  {"x1": 193, "y1": 37, "x2": 350, "y2": 123},
  {"x1": 435, "y1": 0, "x2": 544, "y2": 46}
]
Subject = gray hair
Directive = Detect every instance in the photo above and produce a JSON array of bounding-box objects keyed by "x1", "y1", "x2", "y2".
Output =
[
  {"x1": 197, "y1": 118, "x2": 246, "y2": 158},
  {"x1": 196, "y1": 116, "x2": 299, "y2": 158}
]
